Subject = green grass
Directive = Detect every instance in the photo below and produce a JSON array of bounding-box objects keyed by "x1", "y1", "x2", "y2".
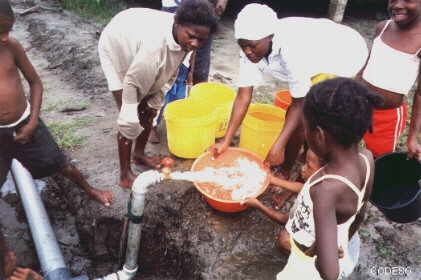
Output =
[
  {"x1": 60, "y1": 102, "x2": 89, "y2": 112},
  {"x1": 59, "y1": 0, "x2": 127, "y2": 26},
  {"x1": 42, "y1": 100, "x2": 65, "y2": 112},
  {"x1": 47, "y1": 118, "x2": 92, "y2": 150},
  {"x1": 42, "y1": 101, "x2": 88, "y2": 113},
  {"x1": 375, "y1": 240, "x2": 395, "y2": 259}
]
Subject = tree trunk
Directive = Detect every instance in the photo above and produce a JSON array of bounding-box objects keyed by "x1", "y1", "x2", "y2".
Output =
[{"x1": 328, "y1": 0, "x2": 349, "y2": 22}]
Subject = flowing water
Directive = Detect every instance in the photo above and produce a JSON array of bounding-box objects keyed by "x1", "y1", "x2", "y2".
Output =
[{"x1": 170, "y1": 158, "x2": 267, "y2": 201}]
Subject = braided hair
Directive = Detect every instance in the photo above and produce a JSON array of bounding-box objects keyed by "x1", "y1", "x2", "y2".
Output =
[{"x1": 303, "y1": 77, "x2": 383, "y2": 148}]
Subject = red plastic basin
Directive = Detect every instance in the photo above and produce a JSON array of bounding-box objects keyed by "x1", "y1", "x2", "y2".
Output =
[{"x1": 191, "y1": 147, "x2": 270, "y2": 212}]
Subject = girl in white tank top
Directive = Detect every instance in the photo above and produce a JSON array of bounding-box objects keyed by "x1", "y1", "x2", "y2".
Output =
[
  {"x1": 360, "y1": 0, "x2": 421, "y2": 160},
  {"x1": 277, "y1": 78, "x2": 382, "y2": 280}
]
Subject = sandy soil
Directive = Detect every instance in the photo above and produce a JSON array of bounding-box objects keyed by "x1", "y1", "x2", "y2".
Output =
[{"x1": 1, "y1": 0, "x2": 420, "y2": 279}]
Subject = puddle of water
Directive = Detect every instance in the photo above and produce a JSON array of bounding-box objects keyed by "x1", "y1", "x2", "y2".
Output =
[{"x1": 1, "y1": 172, "x2": 46, "y2": 197}]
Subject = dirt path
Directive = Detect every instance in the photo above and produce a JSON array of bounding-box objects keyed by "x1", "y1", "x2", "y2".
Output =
[{"x1": 2, "y1": 0, "x2": 420, "y2": 279}]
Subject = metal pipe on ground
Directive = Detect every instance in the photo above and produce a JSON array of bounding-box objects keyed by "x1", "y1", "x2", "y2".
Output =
[{"x1": 10, "y1": 159, "x2": 88, "y2": 280}]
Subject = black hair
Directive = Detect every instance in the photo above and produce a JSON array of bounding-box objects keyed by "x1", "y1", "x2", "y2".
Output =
[
  {"x1": 0, "y1": 0, "x2": 14, "y2": 20},
  {"x1": 174, "y1": 0, "x2": 218, "y2": 34},
  {"x1": 303, "y1": 77, "x2": 384, "y2": 148}
]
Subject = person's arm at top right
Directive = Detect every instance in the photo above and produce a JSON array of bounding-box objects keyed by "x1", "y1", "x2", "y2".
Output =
[
  {"x1": 11, "y1": 38, "x2": 43, "y2": 144},
  {"x1": 265, "y1": 96, "x2": 304, "y2": 166},
  {"x1": 406, "y1": 60, "x2": 421, "y2": 160},
  {"x1": 209, "y1": 86, "x2": 253, "y2": 157},
  {"x1": 208, "y1": 53, "x2": 262, "y2": 158},
  {"x1": 264, "y1": 46, "x2": 311, "y2": 166}
]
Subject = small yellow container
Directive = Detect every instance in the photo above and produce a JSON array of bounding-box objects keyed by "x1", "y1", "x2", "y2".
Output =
[
  {"x1": 239, "y1": 104, "x2": 286, "y2": 160},
  {"x1": 311, "y1": 73, "x2": 337, "y2": 85},
  {"x1": 164, "y1": 99, "x2": 217, "y2": 159},
  {"x1": 189, "y1": 82, "x2": 236, "y2": 138}
]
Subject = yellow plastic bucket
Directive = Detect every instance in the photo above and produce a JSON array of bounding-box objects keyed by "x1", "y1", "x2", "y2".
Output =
[
  {"x1": 239, "y1": 104, "x2": 286, "y2": 160},
  {"x1": 164, "y1": 99, "x2": 217, "y2": 159},
  {"x1": 189, "y1": 82, "x2": 236, "y2": 138}
]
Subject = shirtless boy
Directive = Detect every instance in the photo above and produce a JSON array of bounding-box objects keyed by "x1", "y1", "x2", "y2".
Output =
[{"x1": 0, "y1": 0, "x2": 113, "y2": 206}]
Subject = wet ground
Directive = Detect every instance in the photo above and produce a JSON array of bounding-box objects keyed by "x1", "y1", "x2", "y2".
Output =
[{"x1": 2, "y1": 0, "x2": 420, "y2": 279}]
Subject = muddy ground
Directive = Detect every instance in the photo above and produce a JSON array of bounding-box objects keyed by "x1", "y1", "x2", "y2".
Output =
[{"x1": 1, "y1": 0, "x2": 420, "y2": 279}]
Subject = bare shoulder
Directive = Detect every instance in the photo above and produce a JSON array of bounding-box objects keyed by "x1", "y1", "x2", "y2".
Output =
[
  {"x1": 359, "y1": 148, "x2": 374, "y2": 164},
  {"x1": 6, "y1": 37, "x2": 26, "y2": 57},
  {"x1": 0, "y1": 38, "x2": 18, "y2": 65},
  {"x1": 309, "y1": 178, "x2": 342, "y2": 203},
  {"x1": 359, "y1": 148, "x2": 375, "y2": 198},
  {"x1": 359, "y1": 148, "x2": 374, "y2": 173},
  {"x1": 374, "y1": 20, "x2": 389, "y2": 37}
]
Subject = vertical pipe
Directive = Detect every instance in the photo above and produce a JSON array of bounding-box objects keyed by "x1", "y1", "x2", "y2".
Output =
[
  {"x1": 94, "y1": 170, "x2": 164, "y2": 280},
  {"x1": 124, "y1": 170, "x2": 162, "y2": 270},
  {"x1": 10, "y1": 160, "x2": 68, "y2": 278},
  {"x1": 124, "y1": 191, "x2": 145, "y2": 270}
]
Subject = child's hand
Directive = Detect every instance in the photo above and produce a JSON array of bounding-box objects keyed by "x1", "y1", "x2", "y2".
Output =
[
  {"x1": 7, "y1": 267, "x2": 43, "y2": 280},
  {"x1": 207, "y1": 142, "x2": 228, "y2": 160},
  {"x1": 265, "y1": 145, "x2": 285, "y2": 167},
  {"x1": 241, "y1": 197, "x2": 262, "y2": 209},
  {"x1": 407, "y1": 137, "x2": 421, "y2": 161},
  {"x1": 14, "y1": 123, "x2": 36, "y2": 144}
]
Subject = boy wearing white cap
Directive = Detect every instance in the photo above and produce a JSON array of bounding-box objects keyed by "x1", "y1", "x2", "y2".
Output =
[{"x1": 209, "y1": 3, "x2": 368, "y2": 178}]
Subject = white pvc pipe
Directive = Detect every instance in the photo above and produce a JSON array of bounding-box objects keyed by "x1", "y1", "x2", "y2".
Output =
[
  {"x1": 94, "y1": 266, "x2": 137, "y2": 280},
  {"x1": 11, "y1": 159, "x2": 67, "y2": 276},
  {"x1": 95, "y1": 170, "x2": 163, "y2": 280},
  {"x1": 125, "y1": 170, "x2": 163, "y2": 270}
]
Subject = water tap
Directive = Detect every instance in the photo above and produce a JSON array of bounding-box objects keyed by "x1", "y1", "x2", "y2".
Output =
[
  {"x1": 160, "y1": 157, "x2": 175, "y2": 180},
  {"x1": 161, "y1": 167, "x2": 172, "y2": 180}
]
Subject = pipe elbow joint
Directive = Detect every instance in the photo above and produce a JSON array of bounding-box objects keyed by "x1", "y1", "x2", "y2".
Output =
[{"x1": 132, "y1": 170, "x2": 163, "y2": 194}]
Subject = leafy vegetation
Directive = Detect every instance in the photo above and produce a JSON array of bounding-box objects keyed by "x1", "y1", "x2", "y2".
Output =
[
  {"x1": 42, "y1": 100, "x2": 65, "y2": 112},
  {"x1": 47, "y1": 118, "x2": 92, "y2": 150},
  {"x1": 59, "y1": 0, "x2": 126, "y2": 25}
]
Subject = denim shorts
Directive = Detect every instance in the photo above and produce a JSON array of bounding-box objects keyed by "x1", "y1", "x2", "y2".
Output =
[{"x1": 0, "y1": 117, "x2": 66, "y2": 186}]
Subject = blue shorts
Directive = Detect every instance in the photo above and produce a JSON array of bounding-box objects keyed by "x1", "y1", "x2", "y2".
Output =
[{"x1": 0, "y1": 117, "x2": 66, "y2": 186}]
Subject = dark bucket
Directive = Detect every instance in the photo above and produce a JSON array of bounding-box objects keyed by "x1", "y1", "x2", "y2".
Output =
[{"x1": 370, "y1": 152, "x2": 421, "y2": 223}]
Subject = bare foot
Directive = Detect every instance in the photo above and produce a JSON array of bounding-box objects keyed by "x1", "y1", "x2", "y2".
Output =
[
  {"x1": 119, "y1": 170, "x2": 137, "y2": 189},
  {"x1": 276, "y1": 229, "x2": 291, "y2": 256},
  {"x1": 272, "y1": 191, "x2": 293, "y2": 210},
  {"x1": 87, "y1": 188, "x2": 114, "y2": 207},
  {"x1": 148, "y1": 127, "x2": 160, "y2": 144},
  {"x1": 7, "y1": 267, "x2": 43, "y2": 280},
  {"x1": 4, "y1": 251, "x2": 16, "y2": 278},
  {"x1": 132, "y1": 154, "x2": 162, "y2": 169}
]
